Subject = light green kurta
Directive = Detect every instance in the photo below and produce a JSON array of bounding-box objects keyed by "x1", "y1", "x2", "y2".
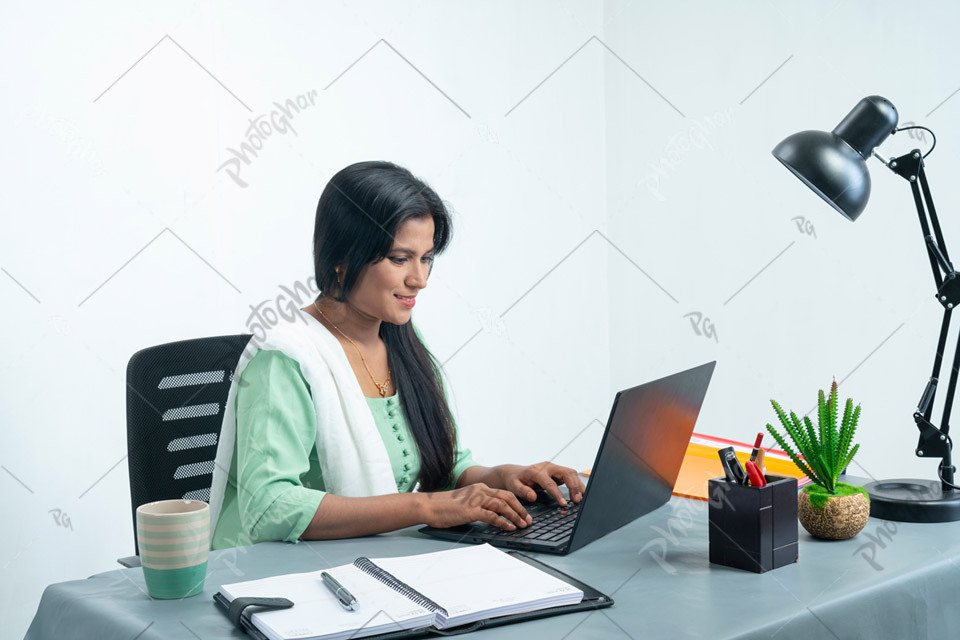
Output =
[{"x1": 212, "y1": 340, "x2": 476, "y2": 550}]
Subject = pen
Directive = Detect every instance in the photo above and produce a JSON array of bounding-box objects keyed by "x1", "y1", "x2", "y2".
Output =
[
  {"x1": 749, "y1": 433, "x2": 763, "y2": 463},
  {"x1": 321, "y1": 571, "x2": 358, "y2": 611}
]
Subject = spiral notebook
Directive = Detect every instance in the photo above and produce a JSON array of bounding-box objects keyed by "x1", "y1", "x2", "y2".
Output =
[{"x1": 214, "y1": 544, "x2": 612, "y2": 640}]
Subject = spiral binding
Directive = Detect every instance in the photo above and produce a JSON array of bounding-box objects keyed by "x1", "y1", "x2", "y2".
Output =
[{"x1": 353, "y1": 557, "x2": 449, "y2": 617}]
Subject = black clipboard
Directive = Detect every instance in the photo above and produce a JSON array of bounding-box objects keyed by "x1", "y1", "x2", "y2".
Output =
[{"x1": 213, "y1": 551, "x2": 614, "y2": 639}]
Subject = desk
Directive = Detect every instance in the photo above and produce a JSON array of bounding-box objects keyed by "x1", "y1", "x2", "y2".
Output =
[{"x1": 26, "y1": 487, "x2": 960, "y2": 640}]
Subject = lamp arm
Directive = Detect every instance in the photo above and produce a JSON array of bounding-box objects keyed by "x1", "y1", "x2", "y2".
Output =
[
  {"x1": 886, "y1": 151, "x2": 958, "y2": 289},
  {"x1": 919, "y1": 167, "x2": 951, "y2": 266},
  {"x1": 926, "y1": 236, "x2": 954, "y2": 275},
  {"x1": 886, "y1": 150, "x2": 958, "y2": 490}
]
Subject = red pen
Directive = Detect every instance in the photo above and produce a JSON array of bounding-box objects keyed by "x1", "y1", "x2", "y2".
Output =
[{"x1": 749, "y1": 433, "x2": 764, "y2": 463}]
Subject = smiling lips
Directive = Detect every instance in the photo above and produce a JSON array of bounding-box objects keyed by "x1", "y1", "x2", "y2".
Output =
[{"x1": 395, "y1": 294, "x2": 416, "y2": 308}]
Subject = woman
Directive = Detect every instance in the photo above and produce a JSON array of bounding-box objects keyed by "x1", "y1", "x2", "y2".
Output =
[{"x1": 209, "y1": 161, "x2": 585, "y2": 549}]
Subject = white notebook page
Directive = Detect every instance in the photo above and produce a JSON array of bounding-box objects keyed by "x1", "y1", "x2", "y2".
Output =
[
  {"x1": 220, "y1": 563, "x2": 433, "y2": 640},
  {"x1": 369, "y1": 544, "x2": 583, "y2": 628}
]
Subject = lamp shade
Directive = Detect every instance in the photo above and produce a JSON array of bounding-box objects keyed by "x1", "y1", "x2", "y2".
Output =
[{"x1": 772, "y1": 96, "x2": 899, "y2": 221}]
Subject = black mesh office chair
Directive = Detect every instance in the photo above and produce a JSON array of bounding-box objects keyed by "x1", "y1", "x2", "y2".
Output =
[{"x1": 118, "y1": 334, "x2": 253, "y2": 567}]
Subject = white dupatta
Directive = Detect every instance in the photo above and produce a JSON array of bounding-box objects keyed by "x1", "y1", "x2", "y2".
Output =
[{"x1": 208, "y1": 309, "x2": 398, "y2": 545}]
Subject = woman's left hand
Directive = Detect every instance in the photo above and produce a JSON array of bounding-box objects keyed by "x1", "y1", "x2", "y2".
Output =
[{"x1": 496, "y1": 462, "x2": 586, "y2": 507}]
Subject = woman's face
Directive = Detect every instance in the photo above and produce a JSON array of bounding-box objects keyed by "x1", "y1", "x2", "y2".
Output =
[{"x1": 347, "y1": 215, "x2": 435, "y2": 325}]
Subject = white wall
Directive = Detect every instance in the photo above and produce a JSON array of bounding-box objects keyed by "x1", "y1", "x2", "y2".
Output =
[
  {"x1": 604, "y1": 0, "x2": 960, "y2": 487},
  {"x1": 4, "y1": 1, "x2": 960, "y2": 636}
]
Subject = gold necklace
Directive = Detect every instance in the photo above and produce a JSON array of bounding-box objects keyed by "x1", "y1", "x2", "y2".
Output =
[{"x1": 313, "y1": 300, "x2": 391, "y2": 397}]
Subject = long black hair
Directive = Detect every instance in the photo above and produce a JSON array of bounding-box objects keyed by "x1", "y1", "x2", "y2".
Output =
[{"x1": 313, "y1": 160, "x2": 457, "y2": 492}]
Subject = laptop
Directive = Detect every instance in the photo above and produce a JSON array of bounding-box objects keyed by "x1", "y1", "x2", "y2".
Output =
[{"x1": 419, "y1": 361, "x2": 716, "y2": 555}]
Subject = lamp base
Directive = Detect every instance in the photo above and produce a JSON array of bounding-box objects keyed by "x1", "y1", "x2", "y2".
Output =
[{"x1": 864, "y1": 479, "x2": 960, "y2": 522}]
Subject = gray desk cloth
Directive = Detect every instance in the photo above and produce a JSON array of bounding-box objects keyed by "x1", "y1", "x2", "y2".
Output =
[{"x1": 26, "y1": 485, "x2": 960, "y2": 640}]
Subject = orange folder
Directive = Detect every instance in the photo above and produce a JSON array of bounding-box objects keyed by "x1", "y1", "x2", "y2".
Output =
[{"x1": 582, "y1": 433, "x2": 809, "y2": 501}]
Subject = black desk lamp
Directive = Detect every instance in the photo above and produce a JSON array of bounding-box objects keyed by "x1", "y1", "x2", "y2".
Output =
[{"x1": 772, "y1": 95, "x2": 960, "y2": 522}]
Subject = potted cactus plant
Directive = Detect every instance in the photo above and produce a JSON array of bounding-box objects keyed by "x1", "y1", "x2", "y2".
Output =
[{"x1": 766, "y1": 380, "x2": 870, "y2": 540}]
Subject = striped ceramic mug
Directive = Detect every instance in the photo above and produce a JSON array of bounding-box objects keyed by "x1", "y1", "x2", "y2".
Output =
[{"x1": 135, "y1": 499, "x2": 210, "y2": 599}]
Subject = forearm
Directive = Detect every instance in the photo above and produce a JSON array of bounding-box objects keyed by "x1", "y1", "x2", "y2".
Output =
[{"x1": 299, "y1": 492, "x2": 425, "y2": 540}]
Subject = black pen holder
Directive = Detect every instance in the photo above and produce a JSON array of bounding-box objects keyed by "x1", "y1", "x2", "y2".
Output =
[{"x1": 708, "y1": 474, "x2": 798, "y2": 573}]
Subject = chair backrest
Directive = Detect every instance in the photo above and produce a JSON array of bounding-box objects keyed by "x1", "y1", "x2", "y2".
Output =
[{"x1": 125, "y1": 334, "x2": 253, "y2": 554}]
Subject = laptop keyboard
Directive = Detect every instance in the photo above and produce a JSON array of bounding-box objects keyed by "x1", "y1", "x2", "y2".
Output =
[{"x1": 476, "y1": 501, "x2": 581, "y2": 542}]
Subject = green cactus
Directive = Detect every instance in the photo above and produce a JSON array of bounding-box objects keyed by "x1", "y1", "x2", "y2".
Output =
[{"x1": 766, "y1": 379, "x2": 862, "y2": 494}]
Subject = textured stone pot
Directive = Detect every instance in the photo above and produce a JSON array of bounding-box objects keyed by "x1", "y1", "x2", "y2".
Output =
[{"x1": 797, "y1": 484, "x2": 870, "y2": 540}]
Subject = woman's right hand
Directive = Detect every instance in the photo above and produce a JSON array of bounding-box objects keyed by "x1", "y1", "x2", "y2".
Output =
[{"x1": 418, "y1": 483, "x2": 533, "y2": 531}]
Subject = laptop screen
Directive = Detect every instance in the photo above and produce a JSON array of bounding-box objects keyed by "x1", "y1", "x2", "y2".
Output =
[{"x1": 567, "y1": 361, "x2": 716, "y2": 552}]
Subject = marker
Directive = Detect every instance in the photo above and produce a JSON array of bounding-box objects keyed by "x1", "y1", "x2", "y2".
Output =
[{"x1": 321, "y1": 571, "x2": 357, "y2": 611}]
